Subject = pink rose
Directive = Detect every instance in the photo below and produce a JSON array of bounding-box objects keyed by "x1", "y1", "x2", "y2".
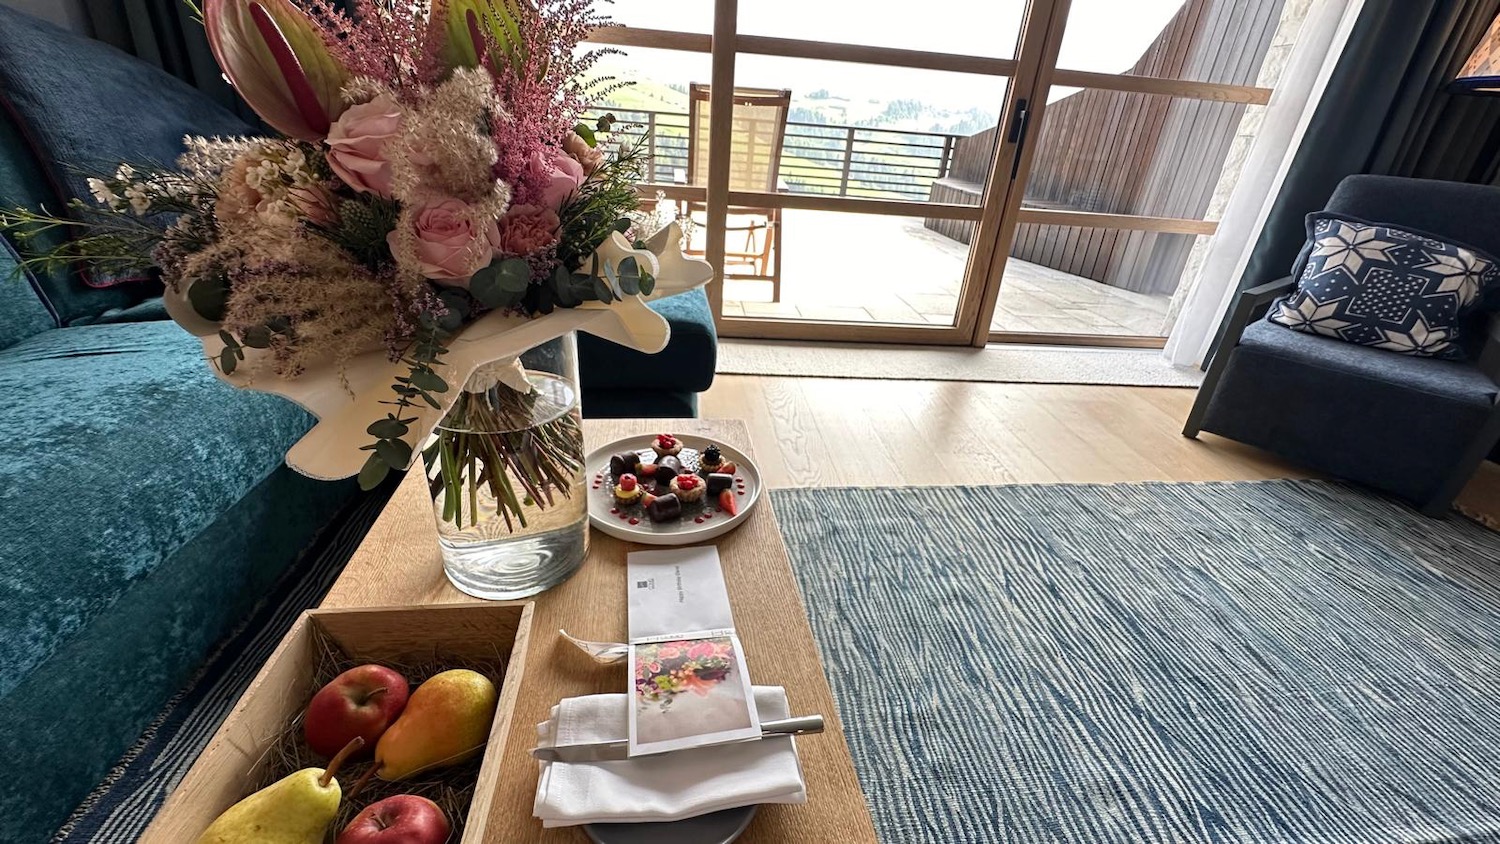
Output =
[
  {"x1": 488, "y1": 204, "x2": 560, "y2": 255},
  {"x1": 389, "y1": 198, "x2": 494, "y2": 284},
  {"x1": 325, "y1": 94, "x2": 402, "y2": 197},
  {"x1": 563, "y1": 131, "x2": 605, "y2": 175},
  {"x1": 527, "y1": 146, "x2": 586, "y2": 210}
]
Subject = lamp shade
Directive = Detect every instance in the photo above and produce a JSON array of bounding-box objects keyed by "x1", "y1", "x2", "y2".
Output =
[{"x1": 1454, "y1": 13, "x2": 1500, "y2": 94}]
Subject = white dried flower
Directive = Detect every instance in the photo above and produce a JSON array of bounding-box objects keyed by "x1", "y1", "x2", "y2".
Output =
[{"x1": 87, "y1": 178, "x2": 122, "y2": 210}]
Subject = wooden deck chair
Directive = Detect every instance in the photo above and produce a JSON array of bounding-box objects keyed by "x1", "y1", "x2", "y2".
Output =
[{"x1": 685, "y1": 83, "x2": 791, "y2": 303}]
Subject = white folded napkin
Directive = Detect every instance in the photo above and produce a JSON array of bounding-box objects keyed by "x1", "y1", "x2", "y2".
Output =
[{"x1": 533, "y1": 685, "x2": 807, "y2": 827}]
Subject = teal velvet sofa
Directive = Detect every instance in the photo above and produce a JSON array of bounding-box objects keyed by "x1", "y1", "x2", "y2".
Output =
[{"x1": 0, "y1": 8, "x2": 715, "y2": 842}]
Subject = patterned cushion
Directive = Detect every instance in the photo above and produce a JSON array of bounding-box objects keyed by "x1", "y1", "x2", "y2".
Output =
[{"x1": 1268, "y1": 213, "x2": 1500, "y2": 359}]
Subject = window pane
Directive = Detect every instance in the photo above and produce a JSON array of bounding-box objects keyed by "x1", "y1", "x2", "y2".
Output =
[
  {"x1": 719, "y1": 210, "x2": 965, "y2": 327},
  {"x1": 1055, "y1": 0, "x2": 1313, "y2": 87},
  {"x1": 586, "y1": 47, "x2": 711, "y2": 184},
  {"x1": 604, "y1": 0, "x2": 713, "y2": 32},
  {"x1": 722, "y1": 55, "x2": 1009, "y2": 207},
  {"x1": 1025, "y1": 88, "x2": 1266, "y2": 223},
  {"x1": 737, "y1": 1, "x2": 1029, "y2": 59},
  {"x1": 990, "y1": 227, "x2": 1205, "y2": 337}
]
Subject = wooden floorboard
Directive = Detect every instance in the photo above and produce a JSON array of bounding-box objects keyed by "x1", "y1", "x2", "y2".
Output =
[{"x1": 700, "y1": 375, "x2": 1500, "y2": 523}]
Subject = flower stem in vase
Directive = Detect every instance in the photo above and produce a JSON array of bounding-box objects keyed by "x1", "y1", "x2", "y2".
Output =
[{"x1": 425, "y1": 374, "x2": 585, "y2": 536}]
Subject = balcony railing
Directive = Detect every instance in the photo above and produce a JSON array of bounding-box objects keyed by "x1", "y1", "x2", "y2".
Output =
[{"x1": 589, "y1": 108, "x2": 963, "y2": 202}]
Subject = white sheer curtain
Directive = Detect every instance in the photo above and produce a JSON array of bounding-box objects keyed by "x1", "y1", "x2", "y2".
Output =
[{"x1": 1162, "y1": 0, "x2": 1368, "y2": 368}]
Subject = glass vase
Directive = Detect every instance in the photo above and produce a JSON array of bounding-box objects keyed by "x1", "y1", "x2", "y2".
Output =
[{"x1": 423, "y1": 332, "x2": 588, "y2": 600}]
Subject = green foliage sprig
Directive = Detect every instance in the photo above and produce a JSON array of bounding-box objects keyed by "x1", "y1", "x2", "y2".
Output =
[{"x1": 360, "y1": 321, "x2": 450, "y2": 490}]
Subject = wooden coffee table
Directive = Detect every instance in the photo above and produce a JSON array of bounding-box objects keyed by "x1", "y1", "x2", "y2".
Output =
[{"x1": 319, "y1": 418, "x2": 877, "y2": 843}]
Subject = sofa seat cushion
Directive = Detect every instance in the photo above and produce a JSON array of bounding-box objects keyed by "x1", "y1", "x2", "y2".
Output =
[
  {"x1": 0, "y1": 320, "x2": 315, "y2": 699},
  {"x1": 1239, "y1": 318, "x2": 1500, "y2": 407},
  {"x1": 578, "y1": 288, "x2": 717, "y2": 393},
  {"x1": 1203, "y1": 319, "x2": 1500, "y2": 506}
]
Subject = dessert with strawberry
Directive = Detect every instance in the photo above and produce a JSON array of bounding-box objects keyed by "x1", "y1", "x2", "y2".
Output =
[
  {"x1": 653, "y1": 433, "x2": 683, "y2": 457},
  {"x1": 614, "y1": 473, "x2": 644, "y2": 504},
  {"x1": 670, "y1": 472, "x2": 706, "y2": 503},
  {"x1": 698, "y1": 444, "x2": 726, "y2": 474}
]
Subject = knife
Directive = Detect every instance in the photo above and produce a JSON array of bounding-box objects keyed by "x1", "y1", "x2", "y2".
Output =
[{"x1": 531, "y1": 715, "x2": 825, "y2": 763}]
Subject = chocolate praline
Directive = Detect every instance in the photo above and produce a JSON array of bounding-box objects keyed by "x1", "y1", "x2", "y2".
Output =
[{"x1": 646, "y1": 493, "x2": 683, "y2": 522}]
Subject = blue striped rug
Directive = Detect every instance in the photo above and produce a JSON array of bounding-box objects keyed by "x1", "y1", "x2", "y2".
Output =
[
  {"x1": 51, "y1": 489, "x2": 391, "y2": 843},
  {"x1": 773, "y1": 481, "x2": 1500, "y2": 843}
]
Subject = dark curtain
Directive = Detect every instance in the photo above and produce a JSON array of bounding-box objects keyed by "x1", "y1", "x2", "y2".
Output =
[
  {"x1": 81, "y1": 0, "x2": 254, "y2": 120},
  {"x1": 1238, "y1": 0, "x2": 1500, "y2": 290}
]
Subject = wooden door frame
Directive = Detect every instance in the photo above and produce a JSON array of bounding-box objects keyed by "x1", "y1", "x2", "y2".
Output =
[{"x1": 586, "y1": 1, "x2": 1276, "y2": 348}]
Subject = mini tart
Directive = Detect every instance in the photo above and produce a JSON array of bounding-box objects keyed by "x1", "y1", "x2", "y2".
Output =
[
  {"x1": 614, "y1": 474, "x2": 644, "y2": 504},
  {"x1": 698, "y1": 444, "x2": 725, "y2": 473},
  {"x1": 653, "y1": 434, "x2": 683, "y2": 457},
  {"x1": 670, "y1": 473, "x2": 706, "y2": 503}
]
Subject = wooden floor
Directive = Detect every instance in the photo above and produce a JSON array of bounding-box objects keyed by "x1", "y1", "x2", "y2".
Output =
[{"x1": 700, "y1": 374, "x2": 1500, "y2": 523}]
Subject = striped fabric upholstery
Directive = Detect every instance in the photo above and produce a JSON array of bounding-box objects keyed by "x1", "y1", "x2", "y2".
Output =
[{"x1": 774, "y1": 481, "x2": 1500, "y2": 843}]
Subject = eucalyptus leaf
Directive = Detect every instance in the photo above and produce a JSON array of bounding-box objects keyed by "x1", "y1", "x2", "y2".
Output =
[
  {"x1": 639, "y1": 271, "x2": 656, "y2": 296},
  {"x1": 592, "y1": 275, "x2": 614, "y2": 302},
  {"x1": 613, "y1": 217, "x2": 632, "y2": 233},
  {"x1": 218, "y1": 347, "x2": 237, "y2": 374},
  {"x1": 357, "y1": 452, "x2": 390, "y2": 491},
  {"x1": 535, "y1": 283, "x2": 557, "y2": 314},
  {"x1": 468, "y1": 264, "x2": 508, "y2": 309},
  {"x1": 367, "y1": 418, "x2": 410, "y2": 439},
  {"x1": 190, "y1": 277, "x2": 229, "y2": 322},
  {"x1": 375, "y1": 438, "x2": 413, "y2": 469},
  {"x1": 436, "y1": 289, "x2": 471, "y2": 332},
  {"x1": 619, "y1": 273, "x2": 640, "y2": 296},
  {"x1": 496, "y1": 258, "x2": 532, "y2": 292},
  {"x1": 573, "y1": 121, "x2": 597, "y2": 147},
  {"x1": 410, "y1": 368, "x2": 449, "y2": 393}
]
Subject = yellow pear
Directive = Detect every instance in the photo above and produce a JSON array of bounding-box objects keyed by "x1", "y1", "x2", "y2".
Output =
[
  {"x1": 375, "y1": 669, "x2": 498, "y2": 781},
  {"x1": 197, "y1": 737, "x2": 364, "y2": 843}
]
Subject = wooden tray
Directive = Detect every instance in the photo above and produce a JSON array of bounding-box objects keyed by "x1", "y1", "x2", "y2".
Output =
[{"x1": 141, "y1": 602, "x2": 533, "y2": 843}]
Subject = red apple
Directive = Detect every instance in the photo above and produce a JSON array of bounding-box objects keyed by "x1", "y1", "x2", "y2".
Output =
[
  {"x1": 338, "y1": 795, "x2": 450, "y2": 844},
  {"x1": 304, "y1": 665, "x2": 409, "y2": 759}
]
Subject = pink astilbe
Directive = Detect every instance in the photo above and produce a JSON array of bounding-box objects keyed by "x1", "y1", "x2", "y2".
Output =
[
  {"x1": 486, "y1": 0, "x2": 616, "y2": 205},
  {"x1": 299, "y1": 0, "x2": 433, "y2": 96}
]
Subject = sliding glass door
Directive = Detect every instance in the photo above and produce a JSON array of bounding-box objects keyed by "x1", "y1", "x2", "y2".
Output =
[
  {"x1": 978, "y1": 0, "x2": 1312, "y2": 346},
  {"x1": 586, "y1": 0, "x2": 1312, "y2": 347}
]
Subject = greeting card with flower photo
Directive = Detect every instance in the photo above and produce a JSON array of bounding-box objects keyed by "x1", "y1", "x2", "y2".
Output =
[
  {"x1": 626, "y1": 547, "x2": 760, "y2": 756},
  {"x1": 627, "y1": 634, "x2": 760, "y2": 756}
]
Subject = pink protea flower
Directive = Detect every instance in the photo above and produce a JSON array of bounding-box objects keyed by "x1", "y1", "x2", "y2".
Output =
[
  {"x1": 391, "y1": 197, "x2": 495, "y2": 284},
  {"x1": 204, "y1": 0, "x2": 352, "y2": 141},
  {"x1": 325, "y1": 94, "x2": 403, "y2": 196},
  {"x1": 489, "y1": 204, "x2": 560, "y2": 255}
]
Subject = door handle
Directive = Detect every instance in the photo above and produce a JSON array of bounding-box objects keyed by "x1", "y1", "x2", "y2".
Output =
[{"x1": 1007, "y1": 98, "x2": 1030, "y2": 181}]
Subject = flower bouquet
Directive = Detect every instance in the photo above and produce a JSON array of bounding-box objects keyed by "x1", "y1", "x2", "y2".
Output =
[{"x1": 2, "y1": 0, "x2": 712, "y2": 597}]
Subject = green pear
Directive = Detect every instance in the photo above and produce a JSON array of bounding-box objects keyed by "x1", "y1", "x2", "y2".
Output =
[
  {"x1": 375, "y1": 669, "x2": 498, "y2": 781},
  {"x1": 197, "y1": 737, "x2": 364, "y2": 844}
]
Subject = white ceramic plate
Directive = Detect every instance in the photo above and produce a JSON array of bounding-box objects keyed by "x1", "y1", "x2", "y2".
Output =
[{"x1": 586, "y1": 434, "x2": 761, "y2": 545}]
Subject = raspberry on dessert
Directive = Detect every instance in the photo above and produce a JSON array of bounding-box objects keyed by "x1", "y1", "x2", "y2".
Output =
[
  {"x1": 670, "y1": 472, "x2": 706, "y2": 503},
  {"x1": 653, "y1": 434, "x2": 683, "y2": 456},
  {"x1": 614, "y1": 473, "x2": 644, "y2": 504}
]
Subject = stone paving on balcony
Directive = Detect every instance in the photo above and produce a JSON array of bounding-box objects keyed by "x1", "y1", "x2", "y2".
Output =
[{"x1": 718, "y1": 209, "x2": 1174, "y2": 338}]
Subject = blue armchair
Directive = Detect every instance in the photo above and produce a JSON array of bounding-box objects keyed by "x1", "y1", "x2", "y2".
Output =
[{"x1": 1184, "y1": 175, "x2": 1500, "y2": 516}]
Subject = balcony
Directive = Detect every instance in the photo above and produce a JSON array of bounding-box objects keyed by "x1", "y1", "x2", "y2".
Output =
[{"x1": 597, "y1": 107, "x2": 1176, "y2": 337}]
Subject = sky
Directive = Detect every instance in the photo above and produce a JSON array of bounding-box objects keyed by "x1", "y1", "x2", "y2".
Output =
[{"x1": 601, "y1": 0, "x2": 1191, "y2": 110}]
